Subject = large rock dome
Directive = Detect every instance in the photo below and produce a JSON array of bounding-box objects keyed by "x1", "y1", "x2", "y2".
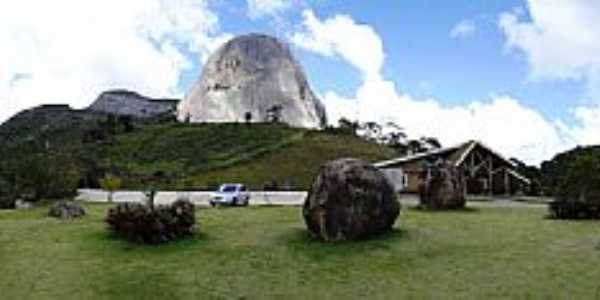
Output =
[{"x1": 177, "y1": 34, "x2": 327, "y2": 128}]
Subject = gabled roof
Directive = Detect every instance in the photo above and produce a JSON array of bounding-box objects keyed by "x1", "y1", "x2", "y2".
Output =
[
  {"x1": 373, "y1": 140, "x2": 472, "y2": 168},
  {"x1": 375, "y1": 140, "x2": 523, "y2": 178},
  {"x1": 507, "y1": 169, "x2": 531, "y2": 185}
]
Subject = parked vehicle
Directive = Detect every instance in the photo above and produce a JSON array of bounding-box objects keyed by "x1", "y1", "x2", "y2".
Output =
[{"x1": 209, "y1": 184, "x2": 250, "y2": 207}]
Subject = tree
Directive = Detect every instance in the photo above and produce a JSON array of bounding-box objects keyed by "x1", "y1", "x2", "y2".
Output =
[
  {"x1": 99, "y1": 174, "x2": 122, "y2": 203},
  {"x1": 421, "y1": 137, "x2": 442, "y2": 150},
  {"x1": 510, "y1": 158, "x2": 543, "y2": 196},
  {"x1": 334, "y1": 118, "x2": 442, "y2": 157},
  {"x1": 0, "y1": 177, "x2": 15, "y2": 208},
  {"x1": 359, "y1": 121, "x2": 383, "y2": 142},
  {"x1": 244, "y1": 112, "x2": 253, "y2": 126},
  {"x1": 380, "y1": 122, "x2": 407, "y2": 153},
  {"x1": 337, "y1": 118, "x2": 359, "y2": 135}
]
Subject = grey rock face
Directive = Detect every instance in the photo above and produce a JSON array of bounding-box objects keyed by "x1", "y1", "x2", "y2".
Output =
[
  {"x1": 303, "y1": 158, "x2": 400, "y2": 242},
  {"x1": 178, "y1": 34, "x2": 327, "y2": 128},
  {"x1": 88, "y1": 90, "x2": 179, "y2": 119}
]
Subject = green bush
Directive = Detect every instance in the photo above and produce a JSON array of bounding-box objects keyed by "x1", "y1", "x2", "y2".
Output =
[
  {"x1": 106, "y1": 199, "x2": 196, "y2": 244},
  {"x1": 549, "y1": 153, "x2": 600, "y2": 219}
]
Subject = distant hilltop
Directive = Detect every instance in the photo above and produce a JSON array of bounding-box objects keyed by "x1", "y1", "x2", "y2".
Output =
[
  {"x1": 177, "y1": 33, "x2": 327, "y2": 128},
  {"x1": 87, "y1": 90, "x2": 180, "y2": 119}
]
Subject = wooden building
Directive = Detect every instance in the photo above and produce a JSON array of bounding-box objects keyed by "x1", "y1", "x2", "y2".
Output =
[{"x1": 374, "y1": 140, "x2": 530, "y2": 195}]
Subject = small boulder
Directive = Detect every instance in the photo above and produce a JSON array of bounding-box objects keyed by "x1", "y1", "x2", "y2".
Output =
[
  {"x1": 303, "y1": 158, "x2": 400, "y2": 242},
  {"x1": 48, "y1": 201, "x2": 86, "y2": 219},
  {"x1": 418, "y1": 159, "x2": 466, "y2": 209}
]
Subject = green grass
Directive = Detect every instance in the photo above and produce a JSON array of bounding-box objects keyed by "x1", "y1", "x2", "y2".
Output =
[
  {"x1": 1, "y1": 204, "x2": 600, "y2": 299},
  {"x1": 190, "y1": 131, "x2": 396, "y2": 189},
  {"x1": 106, "y1": 123, "x2": 395, "y2": 189}
]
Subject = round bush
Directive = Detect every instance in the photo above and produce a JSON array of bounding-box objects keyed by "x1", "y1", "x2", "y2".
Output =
[{"x1": 106, "y1": 199, "x2": 196, "y2": 244}]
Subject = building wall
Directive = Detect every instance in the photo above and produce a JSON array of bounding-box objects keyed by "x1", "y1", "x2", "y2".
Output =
[
  {"x1": 381, "y1": 160, "x2": 423, "y2": 193},
  {"x1": 382, "y1": 168, "x2": 405, "y2": 192}
]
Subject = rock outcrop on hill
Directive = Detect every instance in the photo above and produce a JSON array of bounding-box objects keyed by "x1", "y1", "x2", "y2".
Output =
[
  {"x1": 178, "y1": 33, "x2": 327, "y2": 128},
  {"x1": 88, "y1": 90, "x2": 179, "y2": 119}
]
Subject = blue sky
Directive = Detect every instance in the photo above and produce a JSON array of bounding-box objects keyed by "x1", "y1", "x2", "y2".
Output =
[
  {"x1": 1, "y1": 0, "x2": 600, "y2": 164},
  {"x1": 182, "y1": 0, "x2": 580, "y2": 121}
]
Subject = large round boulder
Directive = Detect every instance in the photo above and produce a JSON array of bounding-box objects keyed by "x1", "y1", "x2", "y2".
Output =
[
  {"x1": 303, "y1": 158, "x2": 400, "y2": 242},
  {"x1": 418, "y1": 160, "x2": 466, "y2": 209}
]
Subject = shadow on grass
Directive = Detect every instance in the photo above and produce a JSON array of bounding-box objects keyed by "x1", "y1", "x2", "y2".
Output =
[
  {"x1": 81, "y1": 229, "x2": 210, "y2": 254},
  {"x1": 279, "y1": 227, "x2": 408, "y2": 261}
]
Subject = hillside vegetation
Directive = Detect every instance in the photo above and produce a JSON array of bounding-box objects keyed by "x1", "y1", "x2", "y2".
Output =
[
  {"x1": 0, "y1": 111, "x2": 395, "y2": 194},
  {"x1": 106, "y1": 122, "x2": 396, "y2": 189}
]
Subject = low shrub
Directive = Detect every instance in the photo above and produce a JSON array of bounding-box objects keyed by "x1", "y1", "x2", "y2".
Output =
[
  {"x1": 48, "y1": 201, "x2": 86, "y2": 219},
  {"x1": 106, "y1": 199, "x2": 196, "y2": 244}
]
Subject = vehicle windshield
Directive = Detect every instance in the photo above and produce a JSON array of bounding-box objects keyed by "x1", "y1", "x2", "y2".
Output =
[{"x1": 219, "y1": 185, "x2": 238, "y2": 193}]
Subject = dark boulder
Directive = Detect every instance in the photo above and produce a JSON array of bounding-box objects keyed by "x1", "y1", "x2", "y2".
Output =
[
  {"x1": 303, "y1": 158, "x2": 400, "y2": 242},
  {"x1": 418, "y1": 160, "x2": 466, "y2": 209},
  {"x1": 48, "y1": 201, "x2": 86, "y2": 219}
]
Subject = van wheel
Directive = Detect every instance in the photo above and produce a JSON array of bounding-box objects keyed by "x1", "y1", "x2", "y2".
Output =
[{"x1": 232, "y1": 197, "x2": 238, "y2": 206}]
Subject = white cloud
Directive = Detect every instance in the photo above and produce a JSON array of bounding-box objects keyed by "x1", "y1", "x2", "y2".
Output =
[
  {"x1": 293, "y1": 9, "x2": 574, "y2": 165},
  {"x1": 499, "y1": 0, "x2": 600, "y2": 147},
  {"x1": 450, "y1": 19, "x2": 476, "y2": 40},
  {"x1": 499, "y1": 0, "x2": 600, "y2": 99},
  {"x1": 247, "y1": 0, "x2": 291, "y2": 19},
  {"x1": 558, "y1": 105, "x2": 600, "y2": 146},
  {"x1": 0, "y1": 0, "x2": 230, "y2": 123},
  {"x1": 291, "y1": 10, "x2": 384, "y2": 78}
]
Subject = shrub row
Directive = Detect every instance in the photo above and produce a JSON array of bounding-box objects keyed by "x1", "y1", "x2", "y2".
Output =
[
  {"x1": 106, "y1": 199, "x2": 196, "y2": 244},
  {"x1": 548, "y1": 201, "x2": 600, "y2": 220}
]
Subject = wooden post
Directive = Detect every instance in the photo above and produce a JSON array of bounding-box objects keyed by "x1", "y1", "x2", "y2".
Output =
[
  {"x1": 504, "y1": 168, "x2": 510, "y2": 196},
  {"x1": 488, "y1": 157, "x2": 493, "y2": 196}
]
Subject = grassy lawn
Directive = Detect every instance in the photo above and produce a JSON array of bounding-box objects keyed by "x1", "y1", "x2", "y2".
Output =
[{"x1": 1, "y1": 204, "x2": 599, "y2": 299}]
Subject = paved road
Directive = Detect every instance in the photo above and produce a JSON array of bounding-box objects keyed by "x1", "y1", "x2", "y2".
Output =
[
  {"x1": 77, "y1": 189, "x2": 307, "y2": 207},
  {"x1": 77, "y1": 189, "x2": 547, "y2": 208}
]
